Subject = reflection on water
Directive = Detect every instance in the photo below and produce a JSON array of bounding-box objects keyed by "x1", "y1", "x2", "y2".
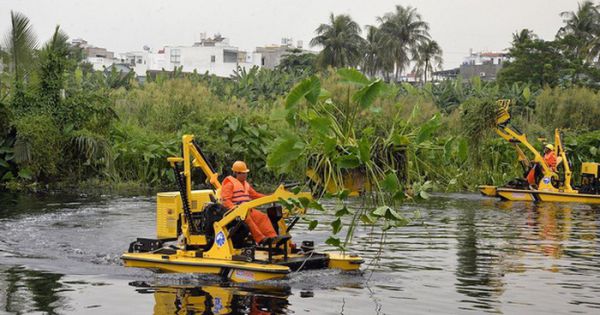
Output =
[
  {"x1": 131, "y1": 281, "x2": 292, "y2": 315},
  {"x1": 455, "y1": 207, "x2": 504, "y2": 311},
  {"x1": 1, "y1": 266, "x2": 65, "y2": 315},
  {"x1": 1, "y1": 192, "x2": 600, "y2": 314}
]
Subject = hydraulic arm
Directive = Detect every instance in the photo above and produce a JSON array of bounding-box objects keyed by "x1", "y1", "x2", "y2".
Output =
[{"x1": 494, "y1": 100, "x2": 571, "y2": 192}]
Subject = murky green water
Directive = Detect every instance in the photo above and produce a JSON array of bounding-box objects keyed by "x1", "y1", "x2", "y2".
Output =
[{"x1": 0, "y1": 192, "x2": 599, "y2": 314}]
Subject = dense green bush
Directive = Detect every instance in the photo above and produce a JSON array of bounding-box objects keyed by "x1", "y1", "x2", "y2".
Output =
[
  {"x1": 535, "y1": 87, "x2": 600, "y2": 132},
  {"x1": 13, "y1": 114, "x2": 62, "y2": 181}
]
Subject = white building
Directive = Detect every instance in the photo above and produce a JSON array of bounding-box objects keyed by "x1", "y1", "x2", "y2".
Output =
[
  {"x1": 463, "y1": 49, "x2": 509, "y2": 66},
  {"x1": 125, "y1": 35, "x2": 262, "y2": 77},
  {"x1": 72, "y1": 38, "x2": 119, "y2": 71},
  {"x1": 459, "y1": 49, "x2": 510, "y2": 81}
]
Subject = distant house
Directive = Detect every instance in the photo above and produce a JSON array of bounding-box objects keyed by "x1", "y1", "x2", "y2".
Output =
[
  {"x1": 459, "y1": 49, "x2": 509, "y2": 81},
  {"x1": 72, "y1": 38, "x2": 118, "y2": 71},
  {"x1": 432, "y1": 50, "x2": 509, "y2": 82},
  {"x1": 103, "y1": 63, "x2": 132, "y2": 75},
  {"x1": 432, "y1": 68, "x2": 460, "y2": 81},
  {"x1": 255, "y1": 38, "x2": 312, "y2": 70}
]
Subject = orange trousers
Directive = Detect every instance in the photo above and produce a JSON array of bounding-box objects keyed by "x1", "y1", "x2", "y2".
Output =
[{"x1": 244, "y1": 209, "x2": 277, "y2": 244}]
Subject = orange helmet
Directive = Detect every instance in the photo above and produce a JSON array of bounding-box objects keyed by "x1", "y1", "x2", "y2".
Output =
[{"x1": 232, "y1": 161, "x2": 250, "y2": 173}]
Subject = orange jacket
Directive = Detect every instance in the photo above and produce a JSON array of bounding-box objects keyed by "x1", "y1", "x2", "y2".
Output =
[
  {"x1": 544, "y1": 151, "x2": 557, "y2": 171},
  {"x1": 221, "y1": 176, "x2": 265, "y2": 209}
]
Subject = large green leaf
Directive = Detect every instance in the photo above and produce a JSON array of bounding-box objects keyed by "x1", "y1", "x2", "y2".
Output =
[
  {"x1": 335, "y1": 154, "x2": 360, "y2": 169},
  {"x1": 352, "y1": 79, "x2": 384, "y2": 109},
  {"x1": 380, "y1": 172, "x2": 400, "y2": 193},
  {"x1": 331, "y1": 217, "x2": 342, "y2": 234},
  {"x1": 309, "y1": 116, "x2": 331, "y2": 135},
  {"x1": 392, "y1": 134, "x2": 410, "y2": 146},
  {"x1": 335, "y1": 206, "x2": 351, "y2": 217},
  {"x1": 360, "y1": 214, "x2": 376, "y2": 224},
  {"x1": 416, "y1": 114, "x2": 441, "y2": 143},
  {"x1": 325, "y1": 236, "x2": 341, "y2": 247},
  {"x1": 308, "y1": 200, "x2": 326, "y2": 212},
  {"x1": 358, "y1": 137, "x2": 370, "y2": 163},
  {"x1": 372, "y1": 206, "x2": 403, "y2": 221},
  {"x1": 285, "y1": 75, "x2": 320, "y2": 108},
  {"x1": 18, "y1": 167, "x2": 32, "y2": 180},
  {"x1": 267, "y1": 133, "x2": 305, "y2": 172},
  {"x1": 337, "y1": 68, "x2": 369, "y2": 85},
  {"x1": 322, "y1": 136, "x2": 337, "y2": 154}
]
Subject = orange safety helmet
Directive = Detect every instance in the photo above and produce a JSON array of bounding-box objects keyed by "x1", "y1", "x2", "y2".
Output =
[{"x1": 232, "y1": 161, "x2": 250, "y2": 173}]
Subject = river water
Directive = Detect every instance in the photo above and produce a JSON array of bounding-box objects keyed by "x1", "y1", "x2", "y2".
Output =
[{"x1": 0, "y1": 192, "x2": 599, "y2": 314}]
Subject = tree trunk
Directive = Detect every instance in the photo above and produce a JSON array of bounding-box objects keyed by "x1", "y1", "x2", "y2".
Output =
[{"x1": 424, "y1": 60, "x2": 429, "y2": 83}]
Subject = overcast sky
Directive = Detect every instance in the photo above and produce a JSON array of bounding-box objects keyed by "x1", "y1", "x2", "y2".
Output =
[{"x1": 1, "y1": 0, "x2": 579, "y2": 68}]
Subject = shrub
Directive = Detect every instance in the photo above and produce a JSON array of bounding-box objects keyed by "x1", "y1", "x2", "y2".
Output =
[
  {"x1": 13, "y1": 114, "x2": 63, "y2": 180},
  {"x1": 535, "y1": 87, "x2": 600, "y2": 132}
]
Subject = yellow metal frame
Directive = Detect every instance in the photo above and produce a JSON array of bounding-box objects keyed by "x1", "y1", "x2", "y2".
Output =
[
  {"x1": 494, "y1": 100, "x2": 563, "y2": 192},
  {"x1": 167, "y1": 135, "x2": 312, "y2": 249},
  {"x1": 123, "y1": 134, "x2": 364, "y2": 282}
]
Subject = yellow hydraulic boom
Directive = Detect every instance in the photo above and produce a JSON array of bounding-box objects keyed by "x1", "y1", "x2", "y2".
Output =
[{"x1": 494, "y1": 100, "x2": 572, "y2": 192}]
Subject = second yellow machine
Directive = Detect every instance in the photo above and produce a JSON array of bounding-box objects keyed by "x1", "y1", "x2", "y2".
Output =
[
  {"x1": 479, "y1": 100, "x2": 600, "y2": 204},
  {"x1": 121, "y1": 135, "x2": 363, "y2": 282}
]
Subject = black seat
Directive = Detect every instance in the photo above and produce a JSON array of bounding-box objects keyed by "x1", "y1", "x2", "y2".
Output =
[{"x1": 266, "y1": 205, "x2": 283, "y2": 234}]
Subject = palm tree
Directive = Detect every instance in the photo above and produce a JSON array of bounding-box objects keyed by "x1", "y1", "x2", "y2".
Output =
[
  {"x1": 377, "y1": 5, "x2": 430, "y2": 81},
  {"x1": 512, "y1": 29, "x2": 537, "y2": 46},
  {"x1": 362, "y1": 25, "x2": 394, "y2": 79},
  {"x1": 558, "y1": 1, "x2": 600, "y2": 59},
  {"x1": 557, "y1": 1, "x2": 600, "y2": 83},
  {"x1": 39, "y1": 25, "x2": 70, "y2": 105},
  {"x1": 310, "y1": 13, "x2": 366, "y2": 69},
  {"x1": 413, "y1": 39, "x2": 443, "y2": 83},
  {"x1": 3, "y1": 11, "x2": 37, "y2": 86}
]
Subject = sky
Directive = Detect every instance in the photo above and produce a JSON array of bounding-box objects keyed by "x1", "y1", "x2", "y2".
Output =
[{"x1": 0, "y1": 0, "x2": 580, "y2": 69}]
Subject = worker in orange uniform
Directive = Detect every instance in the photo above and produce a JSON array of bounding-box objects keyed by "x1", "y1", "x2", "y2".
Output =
[
  {"x1": 221, "y1": 161, "x2": 277, "y2": 245},
  {"x1": 527, "y1": 144, "x2": 558, "y2": 186},
  {"x1": 543, "y1": 144, "x2": 557, "y2": 171}
]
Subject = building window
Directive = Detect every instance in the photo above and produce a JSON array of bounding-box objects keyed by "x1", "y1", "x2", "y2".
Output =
[
  {"x1": 170, "y1": 49, "x2": 181, "y2": 64},
  {"x1": 137, "y1": 58, "x2": 142, "y2": 64},
  {"x1": 261, "y1": 57, "x2": 265, "y2": 66},
  {"x1": 211, "y1": 55, "x2": 216, "y2": 63},
  {"x1": 223, "y1": 50, "x2": 237, "y2": 63}
]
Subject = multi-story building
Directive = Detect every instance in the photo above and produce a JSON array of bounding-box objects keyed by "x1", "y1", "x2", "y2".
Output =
[
  {"x1": 459, "y1": 49, "x2": 509, "y2": 81},
  {"x1": 255, "y1": 38, "x2": 308, "y2": 69},
  {"x1": 126, "y1": 35, "x2": 262, "y2": 78},
  {"x1": 72, "y1": 38, "x2": 118, "y2": 71}
]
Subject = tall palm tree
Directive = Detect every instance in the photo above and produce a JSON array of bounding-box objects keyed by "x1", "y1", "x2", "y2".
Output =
[
  {"x1": 558, "y1": 1, "x2": 600, "y2": 60},
  {"x1": 310, "y1": 13, "x2": 366, "y2": 69},
  {"x1": 3, "y1": 11, "x2": 37, "y2": 85},
  {"x1": 413, "y1": 39, "x2": 443, "y2": 83},
  {"x1": 512, "y1": 29, "x2": 536, "y2": 46},
  {"x1": 557, "y1": 1, "x2": 600, "y2": 83},
  {"x1": 362, "y1": 25, "x2": 383, "y2": 77},
  {"x1": 377, "y1": 5, "x2": 430, "y2": 81},
  {"x1": 39, "y1": 25, "x2": 70, "y2": 105}
]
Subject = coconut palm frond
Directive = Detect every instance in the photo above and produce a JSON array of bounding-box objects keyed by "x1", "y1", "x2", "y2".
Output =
[{"x1": 3, "y1": 11, "x2": 38, "y2": 82}]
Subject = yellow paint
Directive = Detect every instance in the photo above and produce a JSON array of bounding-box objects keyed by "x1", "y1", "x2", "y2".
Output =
[
  {"x1": 478, "y1": 185, "x2": 497, "y2": 197},
  {"x1": 493, "y1": 188, "x2": 600, "y2": 204},
  {"x1": 496, "y1": 188, "x2": 535, "y2": 201},
  {"x1": 582, "y1": 162, "x2": 599, "y2": 177},
  {"x1": 327, "y1": 252, "x2": 364, "y2": 271},
  {"x1": 536, "y1": 191, "x2": 600, "y2": 204}
]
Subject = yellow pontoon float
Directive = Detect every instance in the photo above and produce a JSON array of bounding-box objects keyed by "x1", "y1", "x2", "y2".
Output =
[
  {"x1": 121, "y1": 135, "x2": 363, "y2": 282},
  {"x1": 479, "y1": 100, "x2": 600, "y2": 204}
]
